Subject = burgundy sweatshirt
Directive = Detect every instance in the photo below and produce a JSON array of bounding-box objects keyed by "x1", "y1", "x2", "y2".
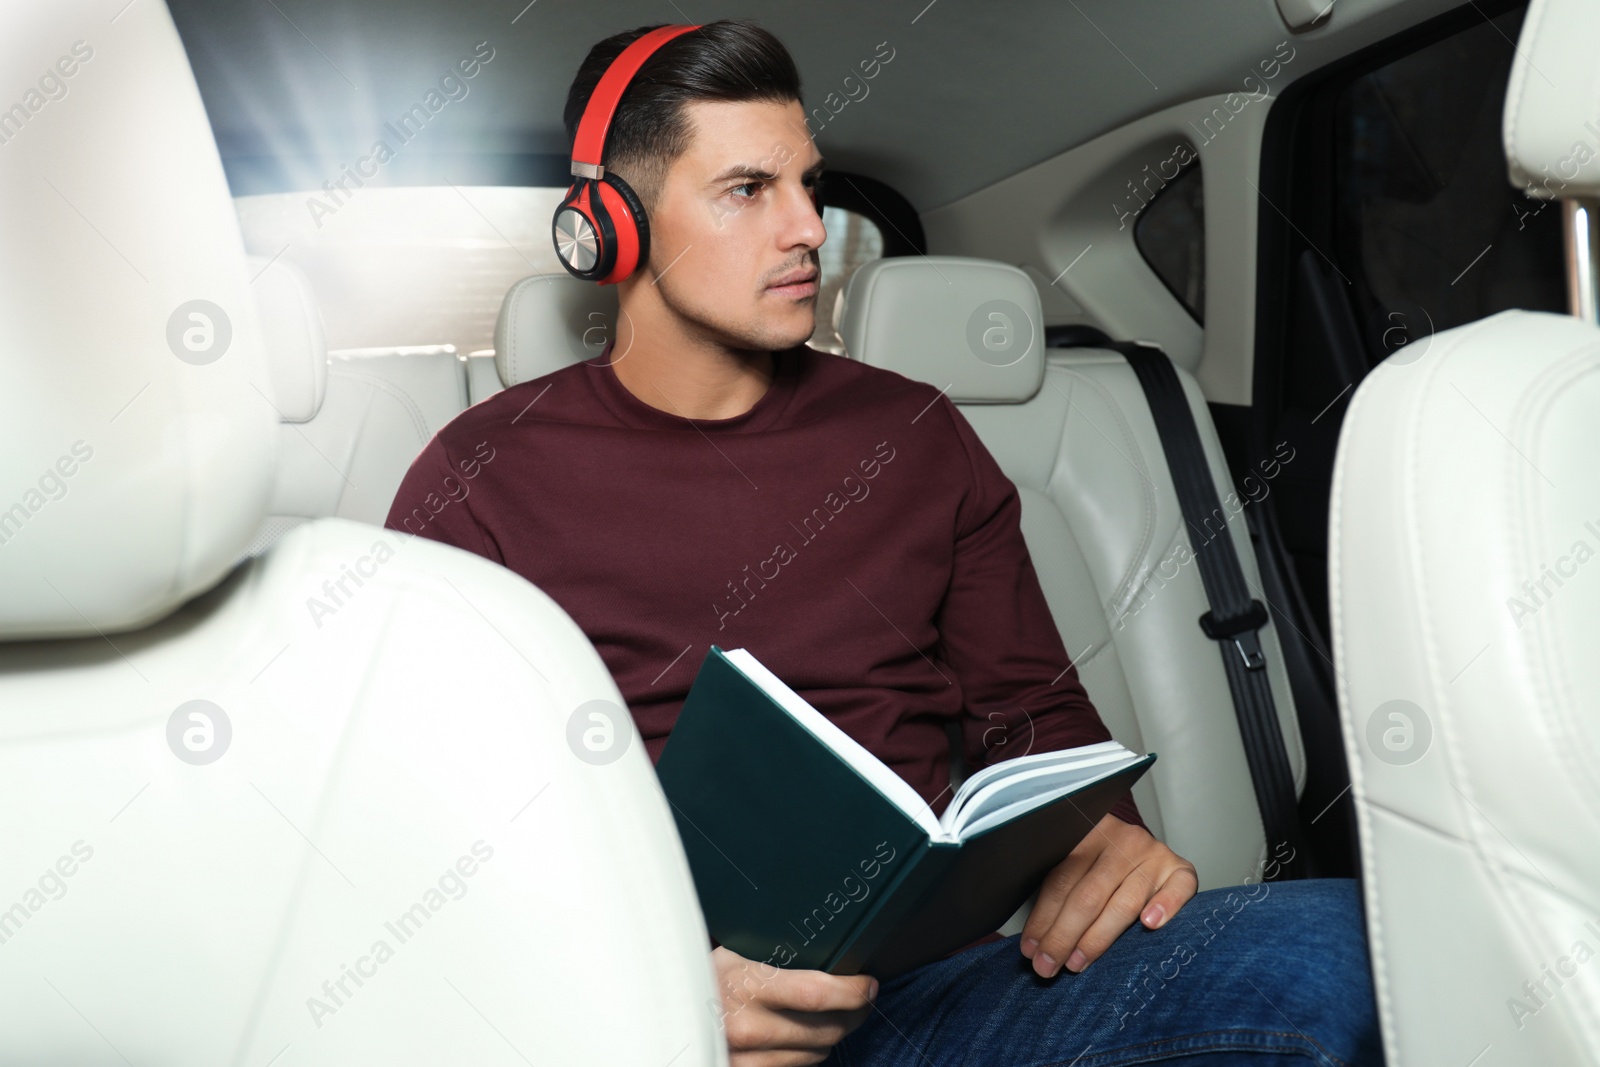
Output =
[{"x1": 384, "y1": 339, "x2": 1145, "y2": 957}]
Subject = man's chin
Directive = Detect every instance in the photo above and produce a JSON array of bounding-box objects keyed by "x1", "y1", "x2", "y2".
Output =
[
  {"x1": 774, "y1": 310, "x2": 819, "y2": 349},
  {"x1": 725, "y1": 316, "x2": 816, "y2": 354}
]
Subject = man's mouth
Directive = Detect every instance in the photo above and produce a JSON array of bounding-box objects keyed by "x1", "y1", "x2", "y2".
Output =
[{"x1": 766, "y1": 268, "x2": 819, "y2": 297}]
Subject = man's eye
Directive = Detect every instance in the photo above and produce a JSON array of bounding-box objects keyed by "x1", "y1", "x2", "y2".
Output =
[{"x1": 731, "y1": 182, "x2": 761, "y2": 199}]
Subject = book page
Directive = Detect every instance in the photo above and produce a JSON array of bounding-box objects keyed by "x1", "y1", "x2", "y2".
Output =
[
  {"x1": 722, "y1": 649, "x2": 944, "y2": 838},
  {"x1": 941, "y1": 743, "x2": 1138, "y2": 836},
  {"x1": 947, "y1": 753, "x2": 1145, "y2": 839},
  {"x1": 951, "y1": 741, "x2": 1127, "y2": 807}
]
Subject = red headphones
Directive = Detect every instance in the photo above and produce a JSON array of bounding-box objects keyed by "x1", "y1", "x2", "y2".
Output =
[{"x1": 553, "y1": 24, "x2": 701, "y2": 285}]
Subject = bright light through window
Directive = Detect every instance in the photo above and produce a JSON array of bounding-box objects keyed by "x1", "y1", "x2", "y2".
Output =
[{"x1": 237, "y1": 186, "x2": 564, "y2": 357}]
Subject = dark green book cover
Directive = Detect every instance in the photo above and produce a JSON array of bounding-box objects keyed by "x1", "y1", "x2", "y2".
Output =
[{"x1": 655, "y1": 645, "x2": 1156, "y2": 982}]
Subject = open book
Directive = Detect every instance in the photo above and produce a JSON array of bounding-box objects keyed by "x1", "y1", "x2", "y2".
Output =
[{"x1": 654, "y1": 646, "x2": 1155, "y2": 981}]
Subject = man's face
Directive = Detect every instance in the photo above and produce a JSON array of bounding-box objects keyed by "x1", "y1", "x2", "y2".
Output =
[{"x1": 625, "y1": 98, "x2": 826, "y2": 354}]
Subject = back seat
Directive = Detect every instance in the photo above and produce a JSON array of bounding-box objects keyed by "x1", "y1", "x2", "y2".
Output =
[
  {"x1": 245, "y1": 256, "x2": 468, "y2": 555},
  {"x1": 838, "y1": 256, "x2": 1305, "y2": 890},
  {"x1": 294, "y1": 261, "x2": 1301, "y2": 887}
]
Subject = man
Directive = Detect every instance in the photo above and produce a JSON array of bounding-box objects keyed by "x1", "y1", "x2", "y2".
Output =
[{"x1": 385, "y1": 20, "x2": 1383, "y2": 1067}]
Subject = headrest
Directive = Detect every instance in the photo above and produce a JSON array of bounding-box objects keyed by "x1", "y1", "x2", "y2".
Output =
[
  {"x1": 494, "y1": 273, "x2": 620, "y2": 387},
  {"x1": 1504, "y1": 0, "x2": 1600, "y2": 198},
  {"x1": 0, "y1": 2, "x2": 276, "y2": 639},
  {"x1": 837, "y1": 257, "x2": 1045, "y2": 403},
  {"x1": 249, "y1": 255, "x2": 327, "y2": 422}
]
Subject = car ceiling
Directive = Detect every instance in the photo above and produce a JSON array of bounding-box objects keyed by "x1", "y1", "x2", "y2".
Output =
[{"x1": 169, "y1": 0, "x2": 1460, "y2": 212}]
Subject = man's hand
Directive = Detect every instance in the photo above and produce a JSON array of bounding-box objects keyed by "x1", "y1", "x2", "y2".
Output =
[
  {"x1": 713, "y1": 945, "x2": 878, "y2": 1066},
  {"x1": 1019, "y1": 813, "x2": 1197, "y2": 978}
]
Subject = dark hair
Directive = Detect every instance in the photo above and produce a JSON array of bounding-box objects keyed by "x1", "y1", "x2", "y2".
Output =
[{"x1": 562, "y1": 20, "x2": 804, "y2": 214}]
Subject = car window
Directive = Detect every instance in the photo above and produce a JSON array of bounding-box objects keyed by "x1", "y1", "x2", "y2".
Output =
[
  {"x1": 811, "y1": 206, "x2": 884, "y2": 354},
  {"x1": 1255, "y1": 0, "x2": 1560, "y2": 656},
  {"x1": 1332, "y1": 5, "x2": 1565, "y2": 359},
  {"x1": 237, "y1": 186, "x2": 565, "y2": 358},
  {"x1": 1133, "y1": 161, "x2": 1205, "y2": 324}
]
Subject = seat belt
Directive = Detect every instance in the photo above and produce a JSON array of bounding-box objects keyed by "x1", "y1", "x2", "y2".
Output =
[{"x1": 1109, "y1": 341, "x2": 1306, "y2": 880}]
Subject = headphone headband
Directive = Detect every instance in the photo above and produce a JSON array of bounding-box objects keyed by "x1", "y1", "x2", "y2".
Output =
[
  {"x1": 570, "y1": 24, "x2": 701, "y2": 176},
  {"x1": 554, "y1": 24, "x2": 701, "y2": 285}
]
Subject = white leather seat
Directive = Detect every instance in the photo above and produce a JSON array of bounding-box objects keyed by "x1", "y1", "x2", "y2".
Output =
[
  {"x1": 1332, "y1": 309, "x2": 1600, "y2": 1065},
  {"x1": 466, "y1": 351, "x2": 505, "y2": 405},
  {"x1": 1331, "y1": 0, "x2": 1600, "y2": 1060},
  {"x1": 245, "y1": 257, "x2": 469, "y2": 555},
  {"x1": 0, "y1": 4, "x2": 721, "y2": 1064},
  {"x1": 838, "y1": 256, "x2": 1306, "y2": 890},
  {"x1": 491, "y1": 271, "x2": 621, "y2": 389}
]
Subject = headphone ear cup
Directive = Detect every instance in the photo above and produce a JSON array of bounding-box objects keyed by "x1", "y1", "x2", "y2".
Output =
[
  {"x1": 599, "y1": 172, "x2": 649, "y2": 284},
  {"x1": 553, "y1": 179, "x2": 619, "y2": 282}
]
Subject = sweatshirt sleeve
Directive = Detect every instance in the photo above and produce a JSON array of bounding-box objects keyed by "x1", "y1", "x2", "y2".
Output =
[
  {"x1": 383, "y1": 435, "x2": 504, "y2": 564},
  {"x1": 933, "y1": 396, "x2": 1146, "y2": 832}
]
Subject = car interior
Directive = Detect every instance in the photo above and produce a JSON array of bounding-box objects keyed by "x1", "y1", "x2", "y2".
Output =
[{"x1": 2, "y1": 0, "x2": 1596, "y2": 1062}]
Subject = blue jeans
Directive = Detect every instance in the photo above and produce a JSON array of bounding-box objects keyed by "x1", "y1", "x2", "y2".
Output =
[{"x1": 823, "y1": 878, "x2": 1384, "y2": 1066}]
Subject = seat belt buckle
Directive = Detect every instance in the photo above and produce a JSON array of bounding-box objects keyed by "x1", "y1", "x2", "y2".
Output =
[{"x1": 1198, "y1": 600, "x2": 1269, "y2": 672}]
